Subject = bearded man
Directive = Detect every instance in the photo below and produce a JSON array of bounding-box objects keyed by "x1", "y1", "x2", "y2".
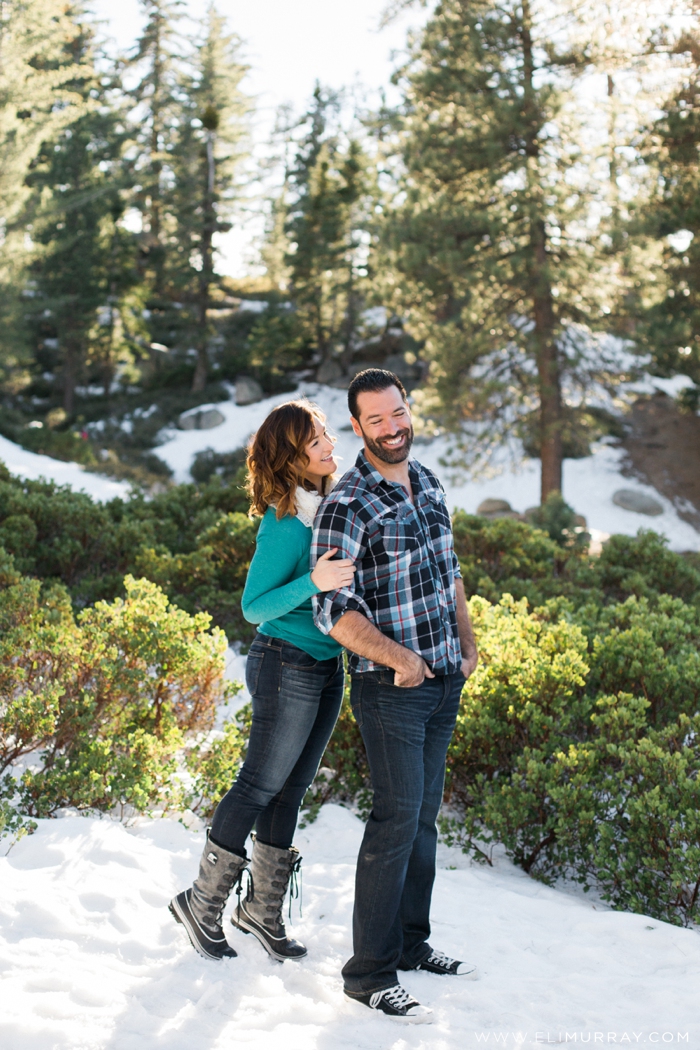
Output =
[{"x1": 311, "y1": 369, "x2": 479, "y2": 1024}]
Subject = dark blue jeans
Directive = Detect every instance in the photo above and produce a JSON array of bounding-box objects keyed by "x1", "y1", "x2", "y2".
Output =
[
  {"x1": 342, "y1": 668, "x2": 465, "y2": 996},
  {"x1": 210, "y1": 634, "x2": 344, "y2": 855}
]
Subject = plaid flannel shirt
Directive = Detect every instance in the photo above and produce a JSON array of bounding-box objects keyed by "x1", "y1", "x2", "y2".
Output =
[{"x1": 311, "y1": 451, "x2": 462, "y2": 675}]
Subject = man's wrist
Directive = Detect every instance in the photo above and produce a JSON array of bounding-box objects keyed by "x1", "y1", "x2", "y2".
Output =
[{"x1": 390, "y1": 645, "x2": 420, "y2": 673}]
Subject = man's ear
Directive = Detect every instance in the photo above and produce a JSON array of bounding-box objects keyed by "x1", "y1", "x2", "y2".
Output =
[{"x1": 350, "y1": 415, "x2": 362, "y2": 438}]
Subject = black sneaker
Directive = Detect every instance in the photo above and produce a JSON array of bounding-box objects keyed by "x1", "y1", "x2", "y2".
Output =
[
  {"x1": 347, "y1": 984, "x2": 433, "y2": 1023},
  {"x1": 418, "y1": 949, "x2": 477, "y2": 978},
  {"x1": 169, "y1": 889, "x2": 237, "y2": 961}
]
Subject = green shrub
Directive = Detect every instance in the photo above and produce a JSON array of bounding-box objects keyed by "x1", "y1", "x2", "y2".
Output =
[
  {"x1": 525, "y1": 491, "x2": 590, "y2": 551},
  {"x1": 0, "y1": 563, "x2": 229, "y2": 821},
  {"x1": 550, "y1": 698, "x2": 700, "y2": 927},
  {"x1": 581, "y1": 595, "x2": 700, "y2": 727},
  {"x1": 0, "y1": 469, "x2": 255, "y2": 630},
  {"x1": 444, "y1": 593, "x2": 700, "y2": 926},
  {"x1": 594, "y1": 530, "x2": 700, "y2": 606},
  {"x1": 183, "y1": 695, "x2": 247, "y2": 819}
]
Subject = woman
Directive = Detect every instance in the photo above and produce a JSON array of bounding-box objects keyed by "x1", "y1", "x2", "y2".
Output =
[{"x1": 170, "y1": 400, "x2": 354, "y2": 963}]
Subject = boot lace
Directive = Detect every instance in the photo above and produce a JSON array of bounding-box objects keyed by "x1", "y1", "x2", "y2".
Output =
[
  {"x1": 235, "y1": 867, "x2": 255, "y2": 922},
  {"x1": 370, "y1": 985, "x2": 414, "y2": 1011},
  {"x1": 288, "y1": 852, "x2": 302, "y2": 920}
]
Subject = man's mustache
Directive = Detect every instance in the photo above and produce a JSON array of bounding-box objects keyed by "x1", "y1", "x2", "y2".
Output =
[{"x1": 377, "y1": 428, "x2": 411, "y2": 444}]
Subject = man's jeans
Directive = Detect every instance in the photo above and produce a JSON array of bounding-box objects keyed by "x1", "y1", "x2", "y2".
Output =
[
  {"x1": 210, "y1": 634, "x2": 344, "y2": 854},
  {"x1": 342, "y1": 669, "x2": 465, "y2": 996}
]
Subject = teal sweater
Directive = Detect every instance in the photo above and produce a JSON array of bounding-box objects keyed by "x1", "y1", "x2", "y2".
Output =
[{"x1": 241, "y1": 507, "x2": 342, "y2": 660}]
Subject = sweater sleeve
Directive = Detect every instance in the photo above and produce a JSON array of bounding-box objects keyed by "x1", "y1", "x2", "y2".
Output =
[{"x1": 241, "y1": 513, "x2": 320, "y2": 625}]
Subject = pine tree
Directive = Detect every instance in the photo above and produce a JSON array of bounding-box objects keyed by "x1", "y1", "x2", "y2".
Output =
[
  {"x1": 0, "y1": 0, "x2": 89, "y2": 389},
  {"x1": 169, "y1": 2, "x2": 249, "y2": 391},
  {"x1": 634, "y1": 26, "x2": 700, "y2": 387},
  {"x1": 128, "y1": 0, "x2": 186, "y2": 298},
  {"x1": 383, "y1": 0, "x2": 645, "y2": 500},
  {"x1": 285, "y1": 86, "x2": 376, "y2": 378},
  {"x1": 24, "y1": 24, "x2": 140, "y2": 413}
]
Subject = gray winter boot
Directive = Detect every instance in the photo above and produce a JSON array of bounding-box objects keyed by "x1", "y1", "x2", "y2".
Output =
[
  {"x1": 231, "y1": 838, "x2": 307, "y2": 961},
  {"x1": 170, "y1": 832, "x2": 248, "y2": 960}
]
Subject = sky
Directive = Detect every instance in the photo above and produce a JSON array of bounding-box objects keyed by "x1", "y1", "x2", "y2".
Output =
[{"x1": 88, "y1": 0, "x2": 425, "y2": 275}]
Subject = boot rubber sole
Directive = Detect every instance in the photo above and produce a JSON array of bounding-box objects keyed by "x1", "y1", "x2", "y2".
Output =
[
  {"x1": 169, "y1": 892, "x2": 237, "y2": 961},
  {"x1": 231, "y1": 911, "x2": 308, "y2": 962}
]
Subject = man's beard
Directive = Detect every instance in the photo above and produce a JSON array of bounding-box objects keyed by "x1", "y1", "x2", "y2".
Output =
[{"x1": 360, "y1": 424, "x2": 414, "y2": 464}]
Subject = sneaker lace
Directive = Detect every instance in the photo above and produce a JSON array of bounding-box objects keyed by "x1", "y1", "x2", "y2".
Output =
[
  {"x1": 371, "y1": 985, "x2": 413, "y2": 1011},
  {"x1": 426, "y1": 949, "x2": 456, "y2": 968}
]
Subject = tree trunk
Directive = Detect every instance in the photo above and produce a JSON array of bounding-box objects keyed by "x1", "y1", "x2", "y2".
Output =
[
  {"x1": 63, "y1": 341, "x2": 77, "y2": 416},
  {"x1": 522, "y1": 0, "x2": 563, "y2": 502},
  {"x1": 192, "y1": 130, "x2": 216, "y2": 393}
]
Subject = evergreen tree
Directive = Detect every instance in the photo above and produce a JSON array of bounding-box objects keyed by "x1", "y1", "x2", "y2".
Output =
[
  {"x1": 285, "y1": 86, "x2": 376, "y2": 378},
  {"x1": 169, "y1": 2, "x2": 249, "y2": 391},
  {"x1": 634, "y1": 26, "x2": 700, "y2": 388},
  {"x1": 0, "y1": 0, "x2": 89, "y2": 390},
  {"x1": 24, "y1": 25, "x2": 140, "y2": 413},
  {"x1": 383, "y1": 0, "x2": 642, "y2": 500},
  {"x1": 128, "y1": 0, "x2": 186, "y2": 298}
]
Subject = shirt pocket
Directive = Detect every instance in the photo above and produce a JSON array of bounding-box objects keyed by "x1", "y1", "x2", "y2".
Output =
[
  {"x1": 425, "y1": 488, "x2": 452, "y2": 532},
  {"x1": 380, "y1": 510, "x2": 420, "y2": 575}
]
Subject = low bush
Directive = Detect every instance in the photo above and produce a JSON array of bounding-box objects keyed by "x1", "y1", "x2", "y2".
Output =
[
  {"x1": 0, "y1": 466, "x2": 256, "y2": 627},
  {"x1": 0, "y1": 560, "x2": 230, "y2": 824},
  {"x1": 441, "y1": 593, "x2": 700, "y2": 927},
  {"x1": 3, "y1": 461, "x2": 700, "y2": 927}
]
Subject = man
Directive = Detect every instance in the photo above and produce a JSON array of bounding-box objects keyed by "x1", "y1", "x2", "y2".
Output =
[{"x1": 311, "y1": 368, "x2": 479, "y2": 1024}]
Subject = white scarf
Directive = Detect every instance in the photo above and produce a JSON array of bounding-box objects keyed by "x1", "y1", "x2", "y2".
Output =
[{"x1": 294, "y1": 485, "x2": 324, "y2": 528}]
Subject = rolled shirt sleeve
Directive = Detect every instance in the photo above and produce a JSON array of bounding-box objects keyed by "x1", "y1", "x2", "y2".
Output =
[{"x1": 311, "y1": 498, "x2": 373, "y2": 635}]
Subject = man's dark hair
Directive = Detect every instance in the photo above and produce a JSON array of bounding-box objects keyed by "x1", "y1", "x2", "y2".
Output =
[{"x1": 347, "y1": 368, "x2": 408, "y2": 420}]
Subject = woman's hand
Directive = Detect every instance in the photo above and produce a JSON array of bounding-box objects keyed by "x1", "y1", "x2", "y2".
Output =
[{"x1": 311, "y1": 548, "x2": 356, "y2": 592}]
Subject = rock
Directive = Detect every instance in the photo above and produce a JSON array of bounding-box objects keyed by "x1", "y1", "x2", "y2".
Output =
[
  {"x1": 235, "y1": 376, "x2": 264, "y2": 405},
  {"x1": 316, "y1": 359, "x2": 343, "y2": 384},
  {"x1": 477, "y1": 498, "x2": 513, "y2": 517},
  {"x1": 612, "y1": 489, "x2": 664, "y2": 516},
  {"x1": 178, "y1": 406, "x2": 226, "y2": 431},
  {"x1": 384, "y1": 353, "x2": 422, "y2": 381}
]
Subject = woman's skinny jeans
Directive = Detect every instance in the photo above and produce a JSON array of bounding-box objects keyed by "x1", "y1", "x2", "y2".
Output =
[{"x1": 209, "y1": 634, "x2": 344, "y2": 855}]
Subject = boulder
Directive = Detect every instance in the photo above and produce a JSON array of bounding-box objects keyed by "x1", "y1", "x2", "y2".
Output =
[
  {"x1": 384, "y1": 353, "x2": 422, "y2": 381},
  {"x1": 235, "y1": 376, "x2": 264, "y2": 405},
  {"x1": 316, "y1": 359, "x2": 343, "y2": 384},
  {"x1": 178, "y1": 406, "x2": 225, "y2": 431},
  {"x1": 612, "y1": 489, "x2": 664, "y2": 516},
  {"x1": 477, "y1": 498, "x2": 513, "y2": 517}
]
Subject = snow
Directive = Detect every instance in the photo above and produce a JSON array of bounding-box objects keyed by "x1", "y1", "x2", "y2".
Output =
[
  {"x1": 626, "y1": 372, "x2": 696, "y2": 399},
  {"x1": 1, "y1": 377, "x2": 697, "y2": 548},
  {"x1": 0, "y1": 434, "x2": 131, "y2": 503},
  {"x1": 0, "y1": 803, "x2": 697, "y2": 1048},
  {"x1": 156, "y1": 383, "x2": 700, "y2": 552}
]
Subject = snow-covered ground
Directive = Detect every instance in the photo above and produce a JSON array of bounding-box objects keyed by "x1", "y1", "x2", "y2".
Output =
[
  {"x1": 0, "y1": 803, "x2": 697, "y2": 1049},
  {"x1": 155, "y1": 382, "x2": 700, "y2": 552},
  {"x1": 0, "y1": 434, "x2": 130, "y2": 503},
  {"x1": 1, "y1": 379, "x2": 698, "y2": 547}
]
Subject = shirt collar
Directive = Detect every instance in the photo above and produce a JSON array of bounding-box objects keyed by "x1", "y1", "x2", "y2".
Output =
[{"x1": 355, "y1": 449, "x2": 425, "y2": 493}]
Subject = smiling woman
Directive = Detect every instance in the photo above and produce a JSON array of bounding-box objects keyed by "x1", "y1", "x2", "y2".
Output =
[{"x1": 169, "y1": 397, "x2": 355, "y2": 967}]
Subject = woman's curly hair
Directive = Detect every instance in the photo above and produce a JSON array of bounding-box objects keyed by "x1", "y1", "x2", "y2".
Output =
[{"x1": 246, "y1": 399, "x2": 332, "y2": 519}]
